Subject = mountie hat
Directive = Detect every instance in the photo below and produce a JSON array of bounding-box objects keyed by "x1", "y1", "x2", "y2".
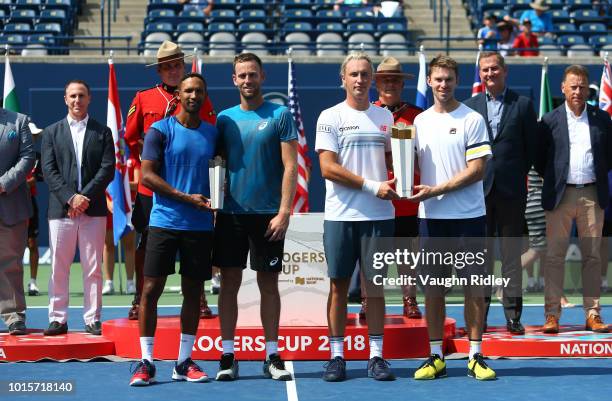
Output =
[
  {"x1": 146, "y1": 40, "x2": 191, "y2": 67},
  {"x1": 375, "y1": 57, "x2": 414, "y2": 79}
]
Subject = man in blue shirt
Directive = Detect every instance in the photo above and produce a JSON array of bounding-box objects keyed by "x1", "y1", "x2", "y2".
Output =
[
  {"x1": 213, "y1": 53, "x2": 298, "y2": 382},
  {"x1": 129, "y1": 73, "x2": 218, "y2": 387},
  {"x1": 505, "y1": 0, "x2": 553, "y2": 36}
]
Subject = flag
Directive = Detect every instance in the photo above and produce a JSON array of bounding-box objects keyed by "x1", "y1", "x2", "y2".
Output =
[
  {"x1": 191, "y1": 50, "x2": 202, "y2": 74},
  {"x1": 539, "y1": 61, "x2": 553, "y2": 120},
  {"x1": 415, "y1": 47, "x2": 428, "y2": 109},
  {"x1": 3, "y1": 54, "x2": 19, "y2": 112},
  {"x1": 471, "y1": 50, "x2": 484, "y2": 97},
  {"x1": 288, "y1": 57, "x2": 310, "y2": 213},
  {"x1": 106, "y1": 58, "x2": 133, "y2": 245},
  {"x1": 599, "y1": 58, "x2": 612, "y2": 117}
]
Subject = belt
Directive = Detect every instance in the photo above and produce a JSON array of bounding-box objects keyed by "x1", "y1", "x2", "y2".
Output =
[{"x1": 566, "y1": 182, "x2": 596, "y2": 188}]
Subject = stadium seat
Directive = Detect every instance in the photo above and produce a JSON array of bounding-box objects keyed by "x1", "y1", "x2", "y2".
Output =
[
  {"x1": 146, "y1": 9, "x2": 176, "y2": 25},
  {"x1": 208, "y1": 22, "x2": 235, "y2": 33},
  {"x1": 507, "y1": 0, "x2": 531, "y2": 11},
  {"x1": 238, "y1": 22, "x2": 267, "y2": 38},
  {"x1": 34, "y1": 22, "x2": 62, "y2": 35},
  {"x1": 347, "y1": 22, "x2": 375, "y2": 33},
  {"x1": 538, "y1": 44, "x2": 563, "y2": 56},
  {"x1": 317, "y1": 22, "x2": 343, "y2": 33},
  {"x1": 284, "y1": 9, "x2": 314, "y2": 21},
  {"x1": 566, "y1": 0, "x2": 593, "y2": 11},
  {"x1": 378, "y1": 22, "x2": 408, "y2": 34},
  {"x1": 347, "y1": 32, "x2": 376, "y2": 53},
  {"x1": 177, "y1": 22, "x2": 204, "y2": 33},
  {"x1": 578, "y1": 23, "x2": 606, "y2": 34},
  {"x1": 0, "y1": 0, "x2": 9, "y2": 15},
  {"x1": 239, "y1": 0, "x2": 266, "y2": 10},
  {"x1": 209, "y1": 9, "x2": 236, "y2": 22},
  {"x1": 4, "y1": 23, "x2": 32, "y2": 34},
  {"x1": 21, "y1": 44, "x2": 47, "y2": 56},
  {"x1": 214, "y1": 0, "x2": 238, "y2": 9},
  {"x1": 480, "y1": 0, "x2": 504, "y2": 12},
  {"x1": 566, "y1": 43, "x2": 593, "y2": 57},
  {"x1": 177, "y1": 32, "x2": 204, "y2": 49},
  {"x1": 345, "y1": 10, "x2": 376, "y2": 22},
  {"x1": 239, "y1": 9, "x2": 266, "y2": 22},
  {"x1": 179, "y1": 9, "x2": 206, "y2": 22},
  {"x1": 558, "y1": 34, "x2": 585, "y2": 47},
  {"x1": 554, "y1": 23, "x2": 577, "y2": 33},
  {"x1": 551, "y1": 9, "x2": 570, "y2": 23},
  {"x1": 569, "y1": 9, "x2": 599, "y2": 22},
  {"x1": 600, "y1": 44, "x2": 612, "y2": 57},
  {"x1": 14, "y1": 0, "x2": 41, "y2": 11},
  {"x1": 283, "y1": 22, "x2": 313, "y2": 33},
  {"x1": 379, "y1": 32, "x2": 409, "y2": 56},
  {"x1": 315, "y1": 10, "x2": 342, "y2": 22},
  {"x1": 316, "y1": 32, "x2": 344, "y2": 56},
  {"x1": 147, "y1": 0, "x2": 181, "y2": 13},
  {"x1": 241, "y1": 31, "x2": 269, "y2": 56},
  {"x1": 313, "y1": 0, "x2": 336, "y2": 10},
  {"x1": 589, "y1": 35, "x2": 612, "y2": 50},
  {"x1": 283, "y1": 0, "x2": 313, "y2": 9},
  {"x1": 143, "y1": 32, "x2": 172, "y2": 56},
  {"x1": 39, "y1": 9, "x2": 67, "y2": 25},
  {"x1": 546, "y1": 0, "x2": 564, "y2": 8},
  {"x1": 28, "y1": 33, "x2": 54, "y2": 46},
  {"x1": 10, "y1": 9, "x2": 37, "y2": 24},
  {"x1": 284, "y1": 31, "x2": 311, "y2": 55},
  {"x1": 489, "y1": 9, "x2": 509, "y2": 20},
  {"x1": 538, "y1": 35, "x2": 555, "y2": 46},
  {"x1": 144, "y1": 22, "x2": 174, "y2": 37},
  {"x1": 209, "y1": 31, "x2": 236, "y2": 55}
]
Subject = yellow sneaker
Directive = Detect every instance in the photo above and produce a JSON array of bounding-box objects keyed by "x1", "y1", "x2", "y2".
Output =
[
  {"x1": 414, "y1": 354, "x2": 446, "y2": 380},
  {"x1": 467, "y1": 353, "x2": 496, "y2": 380}
]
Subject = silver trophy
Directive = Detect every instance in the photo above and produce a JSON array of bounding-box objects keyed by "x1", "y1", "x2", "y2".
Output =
[
  {"x1": 390, "y1": 124, "x2": 416, "y2": 198},
  {"x1": 208, "y1": 156, "x2": 226, "y2": 210}
]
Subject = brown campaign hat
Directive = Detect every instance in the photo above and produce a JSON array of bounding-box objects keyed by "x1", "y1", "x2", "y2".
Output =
[
  {"x1": 529, "y1": 0, "x2": 550, "y2": 11},
  {"x1": 145, "y1": 40, "x2": 191, "y2": 67},
  {"x1": 375, "y1": 57, "x2": 414, "y2": 79}
]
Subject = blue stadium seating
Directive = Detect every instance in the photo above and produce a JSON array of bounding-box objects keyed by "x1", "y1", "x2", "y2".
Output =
[
  {"x1": 284, "y1": 9, "x2": 314, "y2": 21},
  {"x1": 555, "y1": 22, "x2": 577, "y2": 33},
  {"x1": 315, "y1": 10, "x2": 342, "y2": 22},
  {"x1": 146, "y1": 9, "x2": 176, "y2": 24},
  {"x1": 209, "y1": 9, "x2": 236, "y2": 22},
  {"x1": 283, "y1": 21, "x2": 313, "y2": 33},
  {"x1": 213, "y1": 0, "x2": 238, "y2": 9},
  {"x1": 239, "y1": 0, "x2": 266, "y2": 10},
  {"x1": 551, "y1": 9, "x2": 570, "y2": 23},
  {"x1": 177, "y1": 22, "x2": 204, "y2": 33},
  {"x1": 179, "y1": 9, "x2": 206, "y2": 22},
  {"x1": 317, "y1": 22, "x2": 343, "y2": 33},
  {"x1": 208, "y1": 22, "x2": 235, "y2": 33},
  {"x1": 239, "y1": 9, "x2": 267, "y2": 22},
  {"x1": 148, "y1": 0, "x2": 182, "y2": 14},
  {"x1": 10, "y1": 9, "x2": 37, "y2": 24},
  {"x1": 14, "y1": 0, "x2": 42, "y2": 12},
  {"x1": 558, "y1": 34, "x2": 586, "y2": 47},
  {"x1": 589, "y1": 34, "x2": 612, "y2": 49},
  {"x1": 34, "y1": 22, "x2": 62, "y2": 35},
  {"x1": 4, "y1": 23, "x2": 32, "y2": 34},
  {"x1": 283, "y1": 0, "x2": 313, "y2": 9}
]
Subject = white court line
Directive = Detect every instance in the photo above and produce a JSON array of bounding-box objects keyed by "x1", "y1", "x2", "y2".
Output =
[{"x1": 285, "y1": 361, "x2": 299, "y2": 401}]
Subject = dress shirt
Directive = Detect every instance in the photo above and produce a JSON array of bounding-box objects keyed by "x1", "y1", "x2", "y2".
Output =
[
  {"x1": 486, "y1": 88, "x2": 506, "y2": 140},
  {"x1": 565, "y1": 102, "x2": 595, "y2": 184},
  {"x1": 66, "y1": 114, "x2": 89, "y2": 192}
]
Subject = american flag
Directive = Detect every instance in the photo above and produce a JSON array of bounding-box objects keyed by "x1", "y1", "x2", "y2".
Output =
[
  {"x1": 472, "y1": 50, "x2": 484, "y2": 97},
  {"x1": 288, "y1": 57, "x2": 311, "y2": 213},
  {"x1": 599, "y1": 58, "x2": 612, "y2": 117}
]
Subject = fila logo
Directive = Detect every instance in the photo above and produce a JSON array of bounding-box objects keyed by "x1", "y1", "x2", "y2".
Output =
[
  {"x1": 449, "y1": 128, "x2": 457, "y2": 135},
  {"x1": 258, "y1": 120, "x2": 269, "y2": 130},
  {"x1": 317, "y1": 124, "x2": 332, "y2": 133},
  {"x1": 269, "y1": 257, "x2": 279, "y2": 267}
]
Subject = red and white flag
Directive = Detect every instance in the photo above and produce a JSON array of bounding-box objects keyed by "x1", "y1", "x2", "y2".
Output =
[
  {"x1": 107, "y1": 58, "x2": 133, "y2": 245},
  {"x1": 599, "y1": 58, "x2": 612, "y2": 117},
  {"x1": 288, "y1": 57, "x2": 311, "y2": 213},
  {"x1": 472, "y1": 50, "x2": 484, "y2": 97},
  {"x1": 191, "y1": 50, "x2": 202, "y2": 74}
]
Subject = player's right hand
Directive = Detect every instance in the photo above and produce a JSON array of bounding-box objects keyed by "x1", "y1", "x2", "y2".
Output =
[{"x1": 377, "y1": 179, "x2": 400, "y2": 200}]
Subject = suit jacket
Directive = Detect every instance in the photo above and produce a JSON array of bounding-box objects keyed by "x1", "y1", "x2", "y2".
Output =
[
  {"x1": 0, "y1": 109, "x2": 34, "y2": 225},
  {"x1": 464, "y1": 88, "x2": 538, "y2": 200},
  {"x1": 41, "y1": 116, "x2": 114, "y2": 219},
  {"x1": 535, "y1": 103, "x2": 612, "y2": 211}
]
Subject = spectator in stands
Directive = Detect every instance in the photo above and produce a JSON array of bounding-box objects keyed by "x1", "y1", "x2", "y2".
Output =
[
  {"x1": 178, "y1": 0, "x2": 214, "y2": 16},
  {"x1": 504, "y1": 0, "x2": 553, "y2": 37},
  {"x1": 512, "y1": 19, "x2": 539, "y2": 57},
  {"x1": 373, "y1": 1, "x2": 403, "y2": 17},
  {"x1": 334, "y1": 0, "x2": 370, "y2": 12},
  {"x1": 0, "y1": 108, "x2": 35, "y2": 336},
  {"x1": 102, "y1": 155, "x2": 139, "y2": 296},
  {"x1": 535, "y1": 65, "x2": 612, "y2": 334},
  {"x1": 477, "y1": 15, "x2": 500, "y2": 51},
  {"x1": 124, "y1": 41, "x2": 216, "y2": 321},
  {"x1": 41, "y1": 79, "x2": 114, "y2": 336},
  {"x1": 25, "y1": 144, "x2": 43, "y2": 297},
  {"x1": 497, "y1": 21, "x2": 516, "y2": 57}
]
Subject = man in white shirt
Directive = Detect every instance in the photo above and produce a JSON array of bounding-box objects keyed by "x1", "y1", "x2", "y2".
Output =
[
  {"x1": 408, "y1": 55, "x2": 496, "y2": 381},
  {"x1": 316, "y1": 52, "x2": 398, "y2": 382},
  {"x1": 535, "y1": 65, "x2": 612, "y2": 334},
  {"x1": 41, "y1": 80, "x2": 114, "y2": 336}
]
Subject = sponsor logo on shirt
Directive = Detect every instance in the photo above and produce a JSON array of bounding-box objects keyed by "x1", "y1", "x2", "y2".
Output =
[
  {"x1": 338, "y1": 125, "x2": 360, "y2": 132},
  {"x1": 269, "y1": 257, "x2": 279, "y2": 267},
  {"x1": 258, "y1": 120, "x2": 269, "y2": 131},
  {"x1": 317, "y1": 124, "x2": 332, "y2": 133},
  {"x1": 380, "y1": 124, "x2": 388, "y2": 132}
]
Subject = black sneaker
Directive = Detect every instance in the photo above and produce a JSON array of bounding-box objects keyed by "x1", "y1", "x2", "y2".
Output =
[
  {"x1": 323, "y1": 356, "x2": 346, "y2": 382},
  {"x1": 216, "y1": 353, "x2": 239, "y2": 381},
  {"x1": 129, "y1": 360, "x2": 156, "y2": 386},
  {"x1": 367, "y1": 356, "x2": 395, "y2": 381},
  {"x1": 263, "y1": 353, "x2": 292, "y2": 381},
  {"x1": 8, "y1": 321, "x2": 27, "y2": 336}
]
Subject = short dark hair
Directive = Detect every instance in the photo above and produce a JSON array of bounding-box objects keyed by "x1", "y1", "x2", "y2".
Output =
[
  {"x1": 179, "y1": 72, "x2": 207, "y2": 92},
  {"x1": 428, "y1": 55, "x2": 458, "y2": 78},
  {"x1": 64, "y1": 79, "x2": 90, "y2": 94},
  {"x1": 233, "y1": 52, "x2": 263, "y2": 73},
  {"x1": 563, "y1": 64, "x2": 589, "y2": 83},
  {"x1": 479, "y1": 51, "x2": 506, "y2": 69}
]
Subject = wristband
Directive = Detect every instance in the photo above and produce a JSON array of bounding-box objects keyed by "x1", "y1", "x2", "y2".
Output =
[{"x1": 362, "y1": 179, "x2": 381, "y2": 197}]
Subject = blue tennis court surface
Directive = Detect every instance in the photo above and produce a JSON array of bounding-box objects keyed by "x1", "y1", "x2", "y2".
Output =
[{"x1": 1, "y1": 305, "x2": 611, "y2": 401}]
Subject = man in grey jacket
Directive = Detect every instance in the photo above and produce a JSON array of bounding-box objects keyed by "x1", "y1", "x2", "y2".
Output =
[{"x1": 0, "y1": 108, "x2": 34, "y2": 335}]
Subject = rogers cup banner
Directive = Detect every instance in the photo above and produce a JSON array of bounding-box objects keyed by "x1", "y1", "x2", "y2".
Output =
[
  {"x1": 107, "y1": 58, "x2": 133, "y2": 245},
  {"x1": 237, "y1": 214, "x2": 328, "y2": 326}
]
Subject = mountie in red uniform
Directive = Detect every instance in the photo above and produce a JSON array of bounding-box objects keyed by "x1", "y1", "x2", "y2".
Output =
[
  {"x1": 374, "y1": 100, "x2": 422, "y2": 217},
  {"x1": 124, "y1": 82, "x2": 217, "y2": 197}
]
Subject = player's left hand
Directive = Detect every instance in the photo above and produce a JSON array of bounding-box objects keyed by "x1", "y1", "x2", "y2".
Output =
[
  {"x1": 407, "y1": 184, "x2": 436, "y2": 202},
  {"x1": 265, "y1": 211, "x2": 290, "y2": 242}
]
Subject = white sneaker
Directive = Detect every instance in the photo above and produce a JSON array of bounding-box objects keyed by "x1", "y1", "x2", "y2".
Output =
[
  {"x1": 28, "y1": 282, "x2": 40, "y2": 296},
  {"x1": 210, "y1": 274, "x2": 220, "y2": 295},
  {"x1": 263, "y1": 353, "x2": 292, "y2": 381},
  {"x1": 126, "y1": 280, "x2": 136, "y2": 295},
  {"x1": 102, "y1": 280, "x2": 115, "y2": 295}
]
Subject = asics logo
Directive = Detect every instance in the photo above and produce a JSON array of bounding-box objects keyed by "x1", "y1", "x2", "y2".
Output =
[
  {"x1": 269, "y1": 257, "x2": 279, "y2": 266},
  {"x1": 258, "y1": 121, "x2": 269, "y2": 130}
]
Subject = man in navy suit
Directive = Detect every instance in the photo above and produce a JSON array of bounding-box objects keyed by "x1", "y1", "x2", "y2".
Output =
[
  {"x1": 535, "y1": 65, "x2": 612, "y2": 334},
  {"x1": 41, "y1": 79, "x2": 114, "y2": 336},
  {"x1": 464, "y1": 52, "x2": 538, "y2": 334}
]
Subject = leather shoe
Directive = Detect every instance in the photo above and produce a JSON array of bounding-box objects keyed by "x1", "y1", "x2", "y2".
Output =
[
  {"x1": 44, "y1": 321, "x2": 68, "y2": 336},
  {"x1": 403, "y1": 296, "x2": 422, "y2": 319},
  {"x1": 85, "y1": 321, "x2": 102, "y2": 335},
  {"x1": 586, "y1": 315, "x2": 609, "y2": 333},
  {"x1": 542, "y1": 315, "x2": 559, "y2": 334},
  {"x1": 8, "y1": 321, "x2": 27, "y2": 336},
  {"x1": 506, "y1": 319, "x2": 525, "y2": 334}
]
